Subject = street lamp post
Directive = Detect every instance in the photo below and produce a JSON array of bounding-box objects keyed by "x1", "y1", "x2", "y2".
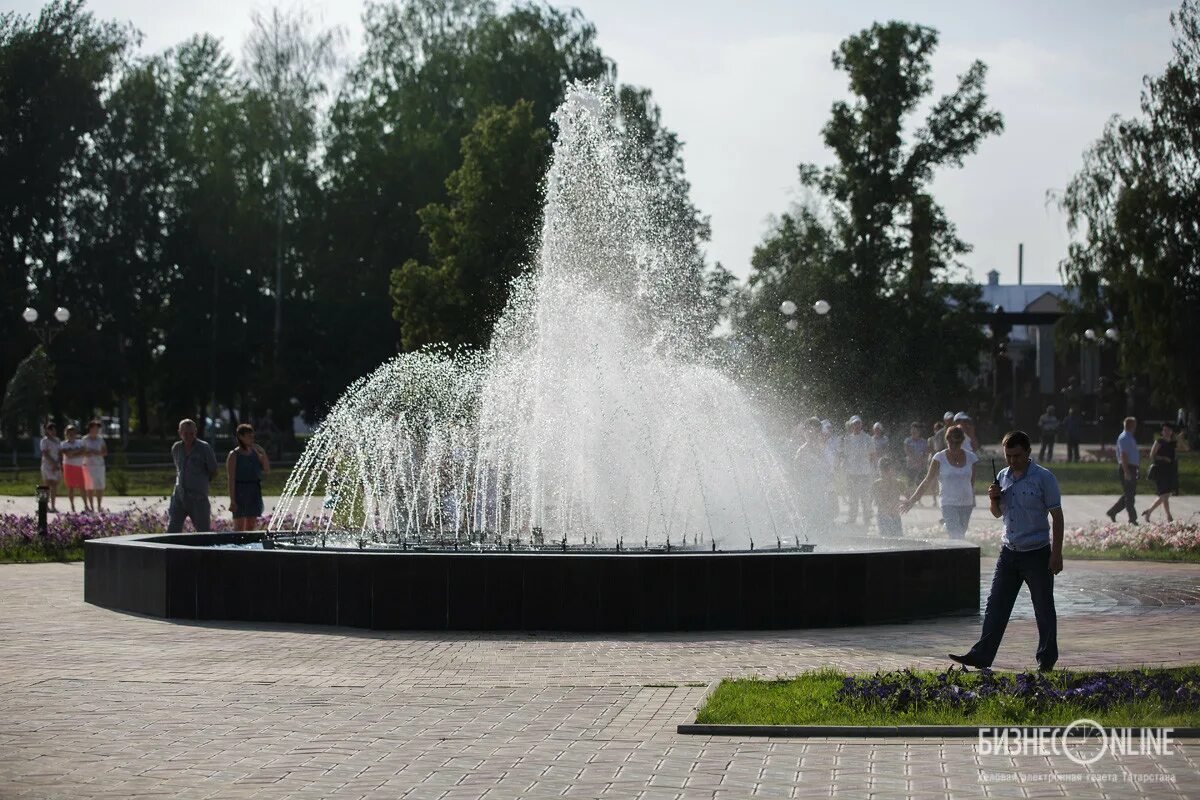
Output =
[
  {"x1": 22, "y1": 306, "x2": 71, "y2": 346},
  {"x1": 1083, "y1": 326, "x2": 1120, "y2": 455}
]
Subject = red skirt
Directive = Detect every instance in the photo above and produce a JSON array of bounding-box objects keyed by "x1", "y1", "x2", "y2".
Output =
[{"x1": 64, "y1": 463, "x2": 86, "y2": 489}]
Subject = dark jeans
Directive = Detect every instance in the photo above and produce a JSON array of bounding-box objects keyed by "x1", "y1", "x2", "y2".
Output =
[
  {"x1": 1106, "y1": 466, "x2": 1139, "y2": 522},
  {"x1": 1066, "y1": 437, "x2": 1080, "y2": 463},
  {"x1": 1038, "y1": 433, "x2": 1056, "y2": 462},
  {"x1": 963, "y1": 545, "x2": 1058, "y2": 670},
  {"x1": 168, "y1": 490, "x2": 212, "y2": 533}
]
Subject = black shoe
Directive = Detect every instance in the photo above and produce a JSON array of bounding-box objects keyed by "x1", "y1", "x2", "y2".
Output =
[
  {"x1": 1038, "y1": 664, "x2": 1055, "y2": 673},
  {"x1": 1129, "y1": 519, "x2": 1139, "y2": 526},
  {"x1": 1107, "y1": 511, "x2": 1117, "y2": 523},
  {"x1": 949, "y1": 652, "x2": 988, "y2": 669}
]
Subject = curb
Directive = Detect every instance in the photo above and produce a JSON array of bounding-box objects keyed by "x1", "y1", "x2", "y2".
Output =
[{"x1": 677, "y1": 723, "x2": 1200, "y2": 738}]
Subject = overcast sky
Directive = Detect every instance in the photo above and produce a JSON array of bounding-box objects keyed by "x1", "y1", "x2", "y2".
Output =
[{"x1": 7, "y1": 0, "x2": 1180, "y2": 285}]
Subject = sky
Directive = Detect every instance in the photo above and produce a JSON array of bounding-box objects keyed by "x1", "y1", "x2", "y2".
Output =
[{"x1": 5, "y1": 0, "x2": 1181, "y2": 285}]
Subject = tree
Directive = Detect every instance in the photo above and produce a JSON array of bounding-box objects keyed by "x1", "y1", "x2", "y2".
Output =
[
  {"x1": 390, "y1": 85, "x2": 725, "y2": 353},
  {"x1": 68, "y1": 58, "x2": 173, "y2": 434},
  {"x1": 391, "y1": 101, "x2": 550, "y2": 350},
  {"x1": 1058, "y1": 0, "x2": 1200, "y2": 435},
  {"x1": 0, "y1": 1, "x2": 128, "y2": 406},
  {"x1": 244, "y1": 6, "x2": 341, "y2": 370},
  {"x1": 312, "y1": 0, "x2": 611, "y2": 395},
  {"x1": 1, "y1": 346, "x2": 55, "y2": 443},
  {"x1": 734, "y1": 22, "x2": 1002, "y2": 418}
]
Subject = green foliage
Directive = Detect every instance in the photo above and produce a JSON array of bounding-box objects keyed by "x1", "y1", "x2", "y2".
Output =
[
  {"x1": 697, "y1": 667, "x2": 1200, "y2": 727},
  {"x1": 314, "y1": 0, "x2": 612, "y2": 390},
  {"x1": 0, "y1": 1, "x2": 129, "y2": 412},
  {"x1": 1, "y1": 346, "x2": 55, "y2": 438},
  {"x1": 1058, "y1": 1, "x2": 1200, "y2": 425},
  {"x1": 391, "y1": 101, "x2": 550, "y2": 349},
  {"x1": 734, "y1": 21, "x2": 1002, "y2": 418}
]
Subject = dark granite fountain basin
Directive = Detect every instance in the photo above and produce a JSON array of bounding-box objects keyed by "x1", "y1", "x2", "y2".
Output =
[{"x1": 84, "y1": 532, "x2": 979, "y2": 631}]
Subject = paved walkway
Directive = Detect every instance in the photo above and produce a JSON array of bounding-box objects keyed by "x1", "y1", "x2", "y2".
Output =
[{"x1": 1, "y1": 558, "x2": 1198, "y2": 799}]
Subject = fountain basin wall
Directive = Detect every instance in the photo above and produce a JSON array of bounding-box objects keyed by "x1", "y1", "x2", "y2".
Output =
[{"x1": 84, "y1": 533, "x2": 980, "y2": 631}]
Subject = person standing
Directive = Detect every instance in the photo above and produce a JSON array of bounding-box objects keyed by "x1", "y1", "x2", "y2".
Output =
[
  {"x1": 927, "y1": 420, "x2": 946, "y2": 506},
  {"x1": 81, "y1": 420, "x2": 108, "y2": 513},
  {"x1": 953, "y1": 412, "x2": 980, "y2": 454},
  {"x1": 168, "y1": 418, "x2": 219, "y2": 533},
  {"x1": 873, "y1": 457, "x2": 906, "y2": 537},
  {"x1": 1143, "y1": 423, "x2": 1180, "y2": 523},
  {"x1": 1063, "y1": 407, "x2": 1083, "y2": 463},
  {"x1": 1037, "y1": 405, "x2": 1059, "y2": 463},
  {"x1": 227, "y1": 423, "x2": 270, "y2": 531},
  {"x1": 869, "y1": 422, "x2": 890, "y2": 473},
  {"x1": 39, "y1": 422, "x2": 62, "y2": 513},
  {"x1": 60, "y1": 425, "x2": 89, "y2": 513},
  {"x1": 820, "y1": 419, "x2": 841, "y2": 517},
  {"x1": 903, "y1": 423, "x2": 929, "y2": 504},
  {"x1": 901, "y1": 425, "x2": 978, "y2": 539},
  {"x1": 793, "y1": 417, "x2": 827, "y2": 529},
  {"x1": 842, "y1": 416, "x2": 873, "y2": 525},
  {"x1": 948, "y1": 430, "x2": 1063, "y2": 672},
  {"x1": 1106, "y1": 417, "x2": 1140, "y2": 524}
]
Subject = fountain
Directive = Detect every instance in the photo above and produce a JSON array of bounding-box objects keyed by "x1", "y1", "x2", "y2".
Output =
[{"x1": 84, "y1": 84, "x2": 978, "y2": 630}]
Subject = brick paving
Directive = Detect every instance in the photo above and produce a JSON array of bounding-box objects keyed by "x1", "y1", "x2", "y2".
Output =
[{"x1": 1, "y1": 560, "x2": 1199, "y2": 799}]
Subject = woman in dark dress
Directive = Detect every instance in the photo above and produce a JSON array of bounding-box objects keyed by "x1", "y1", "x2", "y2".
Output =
[
  {"x1": 1143, "y1": 423, "x2": 1179, "y2": 523},
  {"x1": 227, "y1": 423, "x2": 270, "y2": 531}
]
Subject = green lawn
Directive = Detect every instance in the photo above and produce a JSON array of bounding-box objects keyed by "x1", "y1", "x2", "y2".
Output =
[
  {"x1": 0, "y1": 466, "x2": 295, "y2": 497},
  {"x1": 0, "y1": 544, "x2": 85, "y2": 564},
  {"x1": 696, "y1": 667, "x2": 1200, "y2": 727},
  {"x1": 1039, "y1": 457, "x2": 1200, "y2": 495}
]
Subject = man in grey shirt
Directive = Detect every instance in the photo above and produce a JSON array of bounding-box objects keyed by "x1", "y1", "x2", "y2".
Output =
[
  {"x1": 168, "y1": 418, "x2": 219, "y2": 532},
  {"x1": 1106, "y1": 416, "x2": 1140, "y2": 524}
]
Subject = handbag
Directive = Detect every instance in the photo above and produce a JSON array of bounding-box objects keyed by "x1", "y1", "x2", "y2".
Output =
[{"x1": 1147, "y1": 463, "x2": 1159, "y2": 481}]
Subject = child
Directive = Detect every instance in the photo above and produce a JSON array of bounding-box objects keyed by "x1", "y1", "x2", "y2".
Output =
[{"x1": 873, "y1": 456, "x2": 906, "y2": 538}]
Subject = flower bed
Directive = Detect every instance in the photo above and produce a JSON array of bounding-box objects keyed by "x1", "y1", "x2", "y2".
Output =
[
  {"x1": 836, "y1": 666, "x2": 1200, "y2": 715},
  {"x1": 0, "y1": 508, "x2": 306, "y2": 561},
  {"x1": 966, "y1": 519, "x2": 1200, "y2": 558}
]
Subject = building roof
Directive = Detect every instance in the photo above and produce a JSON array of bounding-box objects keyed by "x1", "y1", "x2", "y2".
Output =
[
  {"x1": 978, "y1": 283, "x2": 1079, "y2": 343},
  {"x1": 979, "y1": 284, "x2": 1078, "y2": 314}
]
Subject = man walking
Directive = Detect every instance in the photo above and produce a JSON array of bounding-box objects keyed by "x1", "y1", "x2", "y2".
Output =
[
  {"x1": 1037, "y1": 405, "x2": 1059, "y2": 462},
  {"x1": 1106, "y1": 416, "x2": 1140, "y2": 524},
  {"x1": 168, "y1": 418, "x2": 219, "y2": 533},
  {"x1": 949, "y1": 431, "x2": 1063, "y2": 672}
]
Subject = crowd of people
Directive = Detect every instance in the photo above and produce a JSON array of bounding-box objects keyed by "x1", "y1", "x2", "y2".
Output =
[
  {"x1": 38, "y1": 420, "x2": 108, "y2": 514},
  {"x1": 33, "y1": 405, "x2": 1184, "y2": 541},
  {"x1": 36, "y1": 418, "x2": 269, "y2": 530},
  {"x1": 791, "y1": 408, "x2": 1186, "y2": 540},
  {"x1": 791, "y1": 411, "x2": 986, "y2": 540}
]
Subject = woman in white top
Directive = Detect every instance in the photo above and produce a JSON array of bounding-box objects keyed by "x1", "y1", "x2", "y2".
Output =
[
  {"x1": 60, "y1": 425, "x2": 89, "y2": 513},
  {"x1": 82, "y1": 419, "x2": 108, "y2": 512},
  {"x1": 39, "y1": 422, "x2": 62, "y2": 513},
  {"x1": 900, "y1": 424, "x2": 978, "y2": 538}
]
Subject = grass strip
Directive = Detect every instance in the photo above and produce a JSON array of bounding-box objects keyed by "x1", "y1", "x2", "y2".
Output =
[{"x1": 696, "y1": 667, "x2": 1200, "y2": 728}]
